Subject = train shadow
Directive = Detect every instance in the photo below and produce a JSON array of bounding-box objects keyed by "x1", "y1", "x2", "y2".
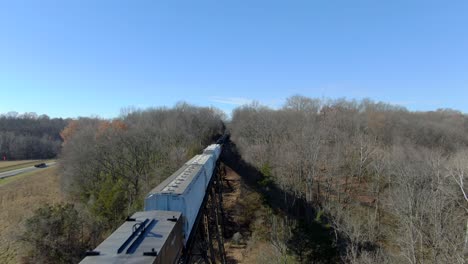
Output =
[{"x1": 220, "y1": 140, "x2": 340, "y2": 263}]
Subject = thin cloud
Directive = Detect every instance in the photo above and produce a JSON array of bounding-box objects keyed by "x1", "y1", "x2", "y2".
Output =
[
  {"x1": 390, "y1": 100, "x2": 440, "y2": 108},
  {"x1": 209, "y1": 97, "x2": 253, "y2": 106}
]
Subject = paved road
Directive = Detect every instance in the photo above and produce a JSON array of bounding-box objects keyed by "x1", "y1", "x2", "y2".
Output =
[{"x1": 0, "y1": 162, "x2": 57, "y2": 180}]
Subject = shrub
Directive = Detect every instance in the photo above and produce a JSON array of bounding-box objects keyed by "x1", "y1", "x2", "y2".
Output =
[{"x1": 22, "y1": 203, "x2": 88, "y2": 264}]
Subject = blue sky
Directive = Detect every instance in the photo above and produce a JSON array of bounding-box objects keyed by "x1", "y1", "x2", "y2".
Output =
[{"x1": 0, "y1": 0, "x2": 467, "y2": 118}]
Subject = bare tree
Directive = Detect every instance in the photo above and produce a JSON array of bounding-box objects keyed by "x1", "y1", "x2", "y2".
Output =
[
  {"x1": 447, "y1": 150, "x2": 468, "y2": 260},
  {"x1": 229, "y1": 95, "x2": 468, "y2": 263}
]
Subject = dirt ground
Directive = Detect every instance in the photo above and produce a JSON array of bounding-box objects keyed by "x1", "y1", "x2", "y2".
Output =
[
  {"x1": 222, "y1": 166, "x2": 247, "y2": 263},
  {"x1": 0, "y1": 167, "x2": 65, "y2": 263},
  {"x1": 222, "y1": 165, "x2": 292, "y2": 264}
]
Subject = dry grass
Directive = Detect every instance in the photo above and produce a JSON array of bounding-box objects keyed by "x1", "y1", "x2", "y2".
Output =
[
  {"x1": 0, "y1": 166, "x2": 65, "y2": 263},
  {"x1": 223, "y1": 166, "x2": 282, "y2": 264},
  {"x1": 241, "y1": 241, "x2": 294, "y2": 264}
]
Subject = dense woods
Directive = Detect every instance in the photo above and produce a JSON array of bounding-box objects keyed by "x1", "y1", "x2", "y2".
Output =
[
  {"x1": 21, "y1": 103, "x2": 225, "y2": 263},
  {"x1": 0, "y1": 112, "x2": 68, "y2": 160},
  {"x1": 57, "y1": 103, "x2": 224, "y2": 244},
  {"x1": 229, "y1": 96, "x2": 468, "y2": 263},
  {"x1": 18, "y1": 97, "x2": 468, "y2": 263}
]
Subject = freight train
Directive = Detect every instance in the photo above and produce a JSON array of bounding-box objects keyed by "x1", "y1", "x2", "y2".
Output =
[{"x1": 80, "y1": 140, "x2": 224, "y2": 264}]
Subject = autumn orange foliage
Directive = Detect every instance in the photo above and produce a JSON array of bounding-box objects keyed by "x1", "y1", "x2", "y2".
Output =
[
  {"x1": 60, "y1": 120, "x2": 128, "y2": 144},
  {"x1": 60, "y1": 120, "x2": 79, "y2": 144},
  {"x1": 96, "y1": 120, "x2": 128, "y2": 139}
]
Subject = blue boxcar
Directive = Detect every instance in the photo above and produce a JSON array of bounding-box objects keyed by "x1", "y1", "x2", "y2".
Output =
[{"x1": 144, "y1": 144, "x2": 221, "y2": 244}]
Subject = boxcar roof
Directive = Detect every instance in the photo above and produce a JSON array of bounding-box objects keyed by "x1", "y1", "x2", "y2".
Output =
[
  {"x1": 80, "y1": 210, "x2": 182, "y2": 264},
  {"x1": 147, "y1": 163, "x2": 204, "y2": 196},
  {"x1": 186, "y1": 154, "x2": 213, "y2": 166}
]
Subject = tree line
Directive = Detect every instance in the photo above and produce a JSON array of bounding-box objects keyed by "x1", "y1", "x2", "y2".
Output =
[
  {"x1": 21, "y1": 103, "x2": 225, "y2": 263},
  {"x1": 19, "y1": 97, "x2": 468, "y2": 263},
  {"x1": 0, "y1": 112, "x2": 69, "y2": 160},
  {"x1": 60, "y1": 103, "x2": 225, "y2": 228},
  {"x1": 229, "y1": 96, "x2": 468, "y2": 263}
]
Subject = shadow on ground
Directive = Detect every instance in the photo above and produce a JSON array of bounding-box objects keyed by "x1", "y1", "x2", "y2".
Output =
[{"x1": 220, "y1": 140, "x2": 340, "y2": 263}]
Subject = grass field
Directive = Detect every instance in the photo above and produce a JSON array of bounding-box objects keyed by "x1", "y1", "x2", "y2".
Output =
[
  {"x1": 0, "y1": 166, "x2": 65, "y2": 263},
  {"x1": 0, "y1": 160, "x2": 40, "y2": 168},
  {"x1": 0, "y1": 160, "x2": 55, "y2": 173}
]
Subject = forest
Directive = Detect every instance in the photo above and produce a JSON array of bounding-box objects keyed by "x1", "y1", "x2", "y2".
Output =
[
  {"x1": 21, "y1": 103, "x2": 225, "y2": 263},
  {"x1": 229, "y1": 96, "x2": 468, "y2": 263},
  {"x1": 0, "y1": 112, "x2": 69, "y2": 160},
  {"x1": 18, "y1": 97, "x2": 468, "y2": 263}
]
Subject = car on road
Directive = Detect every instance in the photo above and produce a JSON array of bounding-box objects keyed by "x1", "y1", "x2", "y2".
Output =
[{"x1": 34, "y1": 163, "x2": 47, "y2": 168}]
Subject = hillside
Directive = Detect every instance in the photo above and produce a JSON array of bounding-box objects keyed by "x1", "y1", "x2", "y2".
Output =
[
  {"x1": 0, "y1": 113, "x2": 69, "y2": 160},
  {"x1": 228, "y1": 96, "x2": 468, "y2": 263},
  {"x1": 0, "y1": 167, "x2": 65, "y2": 263}
]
